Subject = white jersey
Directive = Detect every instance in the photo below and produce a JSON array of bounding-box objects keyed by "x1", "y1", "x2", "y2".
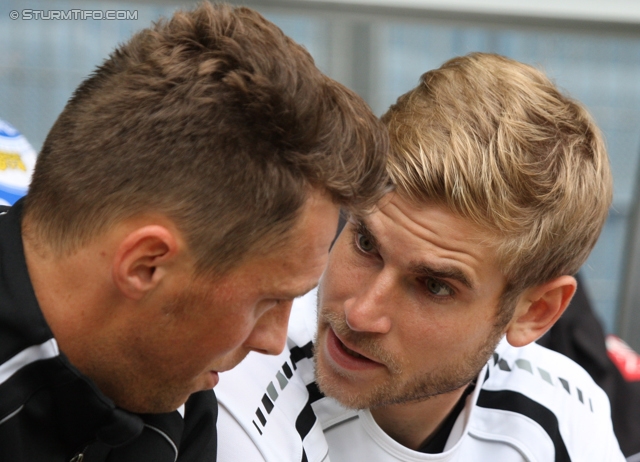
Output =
[{"x1": 216, "y1": 290, "x2": 625, "y2": 462}]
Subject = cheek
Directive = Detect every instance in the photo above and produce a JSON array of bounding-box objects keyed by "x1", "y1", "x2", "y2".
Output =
[
  {"x1": 203, "y1": 311, "x2": 256, "y2": 352},
  {"x1": 453, "y1": 305, "x2": 499, "y2": 343},
  {"x1": 392, "y1": 311, "x2": 466, "y2": 361},
  {"x1": 178, "y1": 299, "x2": 256, "y2": 358},
  {"x1": 405, "y1": 315, "x2": 490, "y2": 365},
  {"x1": 165, "y1": 324, "x2": 251, "y2": 375},
  {"x1": 322, "y1": 245, "x2": 367, "y2": 305}
]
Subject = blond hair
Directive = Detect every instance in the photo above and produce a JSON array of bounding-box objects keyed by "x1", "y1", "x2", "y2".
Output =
[{"x1": 382, "y1": 53, "x2": 612, "y2": 320}]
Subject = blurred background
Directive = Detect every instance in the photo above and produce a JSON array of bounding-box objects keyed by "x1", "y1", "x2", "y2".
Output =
[{"x1": 2, "y1": 0, "x2": 640, "y2": 348}]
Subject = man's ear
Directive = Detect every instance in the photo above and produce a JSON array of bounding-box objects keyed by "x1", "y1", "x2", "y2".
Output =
[
  {"x1": 506, "y1": 275, "x2": 577, "y2": 347},
  {"x1": 112, "y1": 226, "x2": 181, "y2": 300}
]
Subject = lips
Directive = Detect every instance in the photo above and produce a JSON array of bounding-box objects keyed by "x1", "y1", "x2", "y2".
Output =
[
  {"x1": 325, "y1": 327, "x2": 382, "y2": 372},
  {"x1": 341, "y1": 342, "x2": 366, "y2": 359},
  {"x1": 206, "y1": 371, "x2": 219, "y2": 388}
]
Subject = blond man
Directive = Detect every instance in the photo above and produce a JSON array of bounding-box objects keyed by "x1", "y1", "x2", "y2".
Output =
[{"x1": 216, "y1": 53, "x2": 624, "y2": 461}]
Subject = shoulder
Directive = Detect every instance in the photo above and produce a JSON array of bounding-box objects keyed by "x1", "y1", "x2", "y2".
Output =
[
  {"x1": 480, "y1": 339, "x2": 610, "y2": 418},
  {"x1": 469, "y1": 339, "x2": 625, "y2": 461}
]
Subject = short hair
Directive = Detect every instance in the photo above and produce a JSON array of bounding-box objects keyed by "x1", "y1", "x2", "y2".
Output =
[
  {"x1": 382, "y1": 53, "x2": 612, "y2": 322},
  {"x1": 25, "y1": 2, "x2": 389, "y2": 274}
]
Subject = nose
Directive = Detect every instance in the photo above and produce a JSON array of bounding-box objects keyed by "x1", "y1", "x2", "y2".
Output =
[
  {"x1": 243, "y1": 300, "x2": 293, "y2": 355},
  {"x1": 343, "y1": 272, "x2": 392, "y2": 334}
]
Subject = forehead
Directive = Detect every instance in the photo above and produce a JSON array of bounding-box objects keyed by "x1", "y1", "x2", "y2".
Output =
[
  {"x1": 219, "y1": 188, "x2": 339, "y2": 298},
  {"x1": 363, "y1": 194, "x2": 502, "y2": 290}
]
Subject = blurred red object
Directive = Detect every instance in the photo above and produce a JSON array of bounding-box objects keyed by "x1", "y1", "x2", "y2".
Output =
[{"x1": 606, "y1": 335, "x2": 640, "y2": 382}]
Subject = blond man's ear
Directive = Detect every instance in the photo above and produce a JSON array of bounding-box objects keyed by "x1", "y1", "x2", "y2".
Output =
[{"x1": 505, "y1": 275, "x2": 577, "y2": 347}]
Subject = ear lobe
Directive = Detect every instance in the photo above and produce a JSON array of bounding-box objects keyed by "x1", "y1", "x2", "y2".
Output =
[
  {"x1": 112, "y1": 226, "x2": 181, "y2": 300},
  {"x1": 506, "y1": 275, "x2": 577, "y2": 347}
]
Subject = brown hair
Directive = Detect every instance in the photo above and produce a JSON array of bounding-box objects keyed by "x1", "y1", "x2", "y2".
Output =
[
  {"x1": 25, "y1": 2, "x2": 389, "y2": 273},
  {"x1": 382, "y1": 53, "x2": 612, "y2": 322}
]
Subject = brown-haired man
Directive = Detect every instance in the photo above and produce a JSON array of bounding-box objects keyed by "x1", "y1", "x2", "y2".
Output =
[
  {"x1": 215, "y1": 53, "x2": 625, "y2": 461},
  {"x1": 0, "y1": 3, "x2": 388, "y2": 461}
]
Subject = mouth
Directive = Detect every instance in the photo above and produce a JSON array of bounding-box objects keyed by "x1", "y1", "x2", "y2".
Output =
[
  {"x1": 338, "y1": 336, "x2": 370, "y2": 360},
  {"x1": 341, "y1": 342, "x2": 366, "y2": 359},
  {"x1": 205, "y1": 371, "x2": 219, "y2": 388},
  {"x1": 325, "y1": 327, "x2": 382, "y2": 371}
]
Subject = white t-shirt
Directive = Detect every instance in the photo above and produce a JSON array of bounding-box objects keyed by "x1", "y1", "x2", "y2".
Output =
[
  {"x1": 0, "y1": 119, "x2": 36, "y2": 205},
  {"x1": 216, "y1": 289, "x2": 625, "y2": 462}
]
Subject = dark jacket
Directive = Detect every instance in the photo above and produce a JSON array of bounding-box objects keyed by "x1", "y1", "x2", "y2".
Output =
[{"x1": 0, "y1": 200, "x2": 217, "y2": 462}]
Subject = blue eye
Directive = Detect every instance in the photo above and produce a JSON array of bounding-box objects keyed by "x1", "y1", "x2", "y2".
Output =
[
  {"x1": 357, "y1": 233, "x2": 375, "y2": 252},
  {"x1": 426, "y1": 278, "x2": 453, "y2": 296}
]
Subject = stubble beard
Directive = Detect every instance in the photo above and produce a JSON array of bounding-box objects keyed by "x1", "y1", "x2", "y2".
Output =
[
  {"x1": 86, "y1": 339, "x2": 192, "y2": 414},
  {"x1": 110, "y1": 285, "x2": 207, "y2": 414},
  {"x1": 314, "y1": 308, "x2": 503, "y2": 410}
]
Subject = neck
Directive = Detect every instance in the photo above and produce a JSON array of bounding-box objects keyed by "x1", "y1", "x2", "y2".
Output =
[
  {"x1": 369, "y1": 385, "x2": 468, "y2": 451},
  {"x1": 21, "y1": 221, "x2": 117, "y2": 367}
]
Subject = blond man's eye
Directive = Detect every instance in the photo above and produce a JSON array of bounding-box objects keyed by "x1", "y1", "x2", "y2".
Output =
[
  {"x1": 426, "y1": 278, "x2": 453, "y2": 296},
  {"x1": 357, "y1": 233, "x2": 375, "y2": 252}
]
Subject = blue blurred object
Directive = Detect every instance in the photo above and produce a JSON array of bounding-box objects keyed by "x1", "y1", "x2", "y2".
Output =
[{"x1": 0, "y1": 119, "x2": 36, "y2": 205}]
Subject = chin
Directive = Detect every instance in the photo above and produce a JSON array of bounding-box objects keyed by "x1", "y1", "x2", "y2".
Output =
[
  {"x1": 316, "y1": 376, "x2": 374, "y2": 410},
  {"x1": 116, "y1": 388, "x2": 191, "y2": 414},
  {"x1": 313, "y1": 360, "x2": 370, "y2": 410}
]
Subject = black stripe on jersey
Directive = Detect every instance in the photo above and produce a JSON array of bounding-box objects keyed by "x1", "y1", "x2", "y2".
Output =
[
  {"x1": 295, "y1": 383, "x2": 326, "y2": 442},
  {"x1": 295, "y1": 400, "x2": 316, "y2": 440},
  {"x1": 282, "y1": 362, "x2": 293, "y2": 378},
  {"x1": 261, "y1": 394, "x2": 274, "y2": 414},
  {"x1": 477, "y1": 389, "x2": 571, "y2": 462},
  {"x1": 290, "y1": 342, "x2": 314, "y2": 370},
  {"x1": 307, "y1": 382, "x2": 323, "y2": 404},
  {"x1": 256, "y1": 408, "x2": 267, "y2": 426}
]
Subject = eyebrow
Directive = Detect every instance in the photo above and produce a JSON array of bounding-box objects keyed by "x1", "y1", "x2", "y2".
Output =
[
  {"x1": 409, "y1": 263, "x2": 475, "y2": 291},
  {"x1": 355, "y1": 216, "x2": 474, "y2": 291}
]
